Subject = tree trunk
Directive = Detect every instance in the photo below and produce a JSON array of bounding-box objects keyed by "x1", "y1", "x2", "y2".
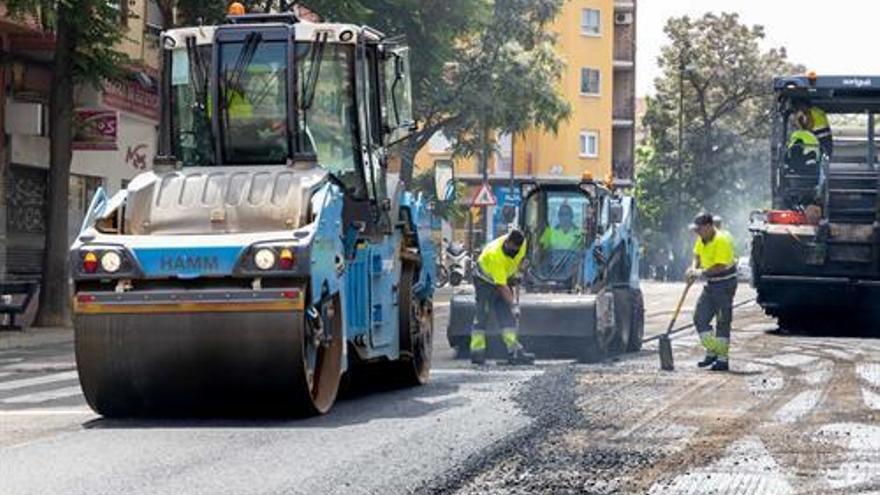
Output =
[
  {"x1": 0, "y1": 59, "x2": 7, "y2": 280},
  {"x1": 34, "y1": 9, "x2": 75, "y2": 328}
]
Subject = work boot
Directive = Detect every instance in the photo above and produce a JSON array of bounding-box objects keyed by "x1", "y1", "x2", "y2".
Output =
[
  {"x1": 507, "y1": 347, "x2": 535, "y2": 365},
  {"x1": 710, "y1": 360, "x2": 729, "y2": 372},
  {"x1": 697, "y1": 355, "x2": 717, "y2": 368},
  {"x1": 470, "y1": 350, "x2": 486, "y2": 365}
]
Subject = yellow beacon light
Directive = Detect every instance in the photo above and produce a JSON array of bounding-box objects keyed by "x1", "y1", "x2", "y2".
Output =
[{"x1": 228, "y1": 2, "x2": 246, "y2": 15}]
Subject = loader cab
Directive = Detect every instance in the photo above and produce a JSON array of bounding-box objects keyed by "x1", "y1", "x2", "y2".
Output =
[
  {"x1": 521, "y1": 184, "x2": 594, "y2": 287},
  {"x1": 160, "y1": 15, "x2": 415, "y2": 234}
]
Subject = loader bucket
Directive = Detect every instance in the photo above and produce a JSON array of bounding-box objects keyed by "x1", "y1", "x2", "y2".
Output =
[{"x1": 447, "y1": 289, "x2": 612, "y2": 362}]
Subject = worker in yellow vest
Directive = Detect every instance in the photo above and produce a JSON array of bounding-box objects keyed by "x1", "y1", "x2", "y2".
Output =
[
  {"x1": 470, "y1": 229, "x2": 535, "y2": 365},
  {"x1": 787, "y1": 112, "x2": 821, "y2": 169},
  {"x1": 798, "y1": 105, "x2": 833, "y2": 158},
  {"x1": 686, "y1": 213, "x2": 737, "y2": 372},
  {"x1": 539, "y1": 204, "x2": 583, "y2": 250}
]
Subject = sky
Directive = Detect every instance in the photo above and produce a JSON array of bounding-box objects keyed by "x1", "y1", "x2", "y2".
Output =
[{"x1": 636, "y1": 0, "x2": 880, "y2": 96}]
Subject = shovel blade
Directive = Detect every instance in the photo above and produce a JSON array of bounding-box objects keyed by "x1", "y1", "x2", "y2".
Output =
[{"x1": 659, "y1": 334, "x2": 674, "y2": 371}]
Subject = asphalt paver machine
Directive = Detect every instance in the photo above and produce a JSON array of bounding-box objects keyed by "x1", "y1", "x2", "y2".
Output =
[
  {"x1": 70, "y1": 11, "x2": 436, "y2": 416},
  {"x1": 447, "y1": 177, "x2": 644, "y2": 362},
  {"x1": 750, "y1": 75, "x2": 880, "y2": 329}
]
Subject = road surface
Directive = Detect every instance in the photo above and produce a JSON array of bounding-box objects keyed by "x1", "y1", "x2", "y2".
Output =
[{"x1": 1, "y1": 282, "x2": 879, "y2": 494}]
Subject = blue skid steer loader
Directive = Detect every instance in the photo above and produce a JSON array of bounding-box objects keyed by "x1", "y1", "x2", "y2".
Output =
[{"x1": 447, "y1": 177, "x2": 644, "y2": 363}]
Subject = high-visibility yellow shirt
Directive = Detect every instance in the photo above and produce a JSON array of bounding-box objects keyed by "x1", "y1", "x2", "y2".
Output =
[
  {"x1": 693, "y1": 229, "x2": 736, "y2": 269},
  {"x1": 477, "y1": 234, "x2": 527, "y2": 286},
  {"x1": 539, "y1": 226, "x2": 582, "y2": 250},
  {"x1": 788, "y1": 130, "x2": 820, "y2": 152},
  {"x1": 809, "y1": 107, "x2": 829, "y2": 130}
]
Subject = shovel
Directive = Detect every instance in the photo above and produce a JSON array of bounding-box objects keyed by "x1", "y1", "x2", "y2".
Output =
[{"x1": 659, "y1": 280, "x2": 694, "y2": 371}]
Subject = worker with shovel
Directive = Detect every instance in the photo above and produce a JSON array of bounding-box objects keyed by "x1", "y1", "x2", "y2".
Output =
[
  {"x1": 686, "y1": 213, "x2": 737, "y2": 372},
  {"x1": 470, "y1": 229, "x2": 536, "y2": 366}
]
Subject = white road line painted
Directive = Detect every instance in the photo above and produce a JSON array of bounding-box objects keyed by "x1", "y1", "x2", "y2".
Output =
[
  {"x1": 0, "y1": 408, "x2": 93, "y2": 416},
  {"x1": 857, "y1": 363, "x2": 880, "y2": 388},
  {"x1": 773, "y1": 389, "x2": 822, "y2": 424},
  {"x1": 0, "y1": 371, "x2": 79, "y2": 392},
  {"x1": 1, "y1": 385, "x2": 83, "y2": 404},
  {"x1": 816, "y1": 423, "x2": 880, "y2": 490},
  {"x1": 862, "y1": 387, "x2": 880, "y2": 410},
  {"x1": 0, "y1": 372, "x2": 12, "y2": 379},
  {"x1": 1, "y1": 362, "x2": 76, "y2": 372},
  {"x1": 742, "y1": 323, "x2": 779, "y2": 332},
  {"x1": 757, "y1": 353, "x2": 817, "y2": 368},
  {"x1": 648, "y1": 437, "x2": 793, "y2": 495},
  {"x1": 800, "y1": 360, "x2": 834, "y2": 386}
]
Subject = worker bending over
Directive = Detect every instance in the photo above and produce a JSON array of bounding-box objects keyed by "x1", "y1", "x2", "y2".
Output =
[
  {"x1": 686, "y1": 213, "x2": 737, "y2": 372},
  {"x1": 470, "y1": 229, "x2": 535, "y2": 365}
]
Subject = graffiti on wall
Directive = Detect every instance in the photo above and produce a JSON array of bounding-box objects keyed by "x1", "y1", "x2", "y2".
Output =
[{"x1": 6, "y1": 166, "x2": 47, "y2": 234}]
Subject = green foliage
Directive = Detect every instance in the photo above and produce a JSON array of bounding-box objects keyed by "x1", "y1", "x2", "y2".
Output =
[
  {"x1": 6, "y1": 0, "x2": 130, "y2": 83},
  {"x1": 636, "y1": 12, "x2": 802, "y2": 276},
  {"x1": 410, "y1": 168, "x2": 467, "y2": 224},
  {"x1": 198, "y1": 0, "x2": 570, "y2": 172}
]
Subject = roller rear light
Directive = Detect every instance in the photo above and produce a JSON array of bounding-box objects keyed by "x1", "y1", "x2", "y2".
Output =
[{"x1": 83, "y1": 252, "x2": 99, "y2": 273}]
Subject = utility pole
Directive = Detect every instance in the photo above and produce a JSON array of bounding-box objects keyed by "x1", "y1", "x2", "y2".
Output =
[{"x1": 480, "y1": 123, "x2": 491, "y2": 246}]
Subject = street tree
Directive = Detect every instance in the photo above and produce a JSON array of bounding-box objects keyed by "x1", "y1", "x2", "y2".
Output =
[
  {"x1": 6, "y1": 0, "x2": 129, "y2": 326},
  {"x1": 636, "y1": 12, "x2": 802, "y2": 277},
  {"x1": 211, "y1": 0, "x2": 570, "y2": 184}
]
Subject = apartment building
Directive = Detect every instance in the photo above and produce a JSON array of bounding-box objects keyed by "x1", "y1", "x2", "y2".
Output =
[
  {"x1": 415, "y1": 0, "x2": 637, "y2": 184},
  {"x1": 0, "y1": 1, "x2": 163, "y2": 277}
]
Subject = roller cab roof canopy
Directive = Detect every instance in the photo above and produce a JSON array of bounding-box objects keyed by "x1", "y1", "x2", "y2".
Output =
[{"x1": 775, "y1": 75, "x2": 880, "y2": 113}]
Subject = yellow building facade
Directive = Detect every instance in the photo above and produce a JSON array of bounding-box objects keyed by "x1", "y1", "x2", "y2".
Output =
[{"x1": 415, "y1": 0, "x2": 637, "y2": 183}]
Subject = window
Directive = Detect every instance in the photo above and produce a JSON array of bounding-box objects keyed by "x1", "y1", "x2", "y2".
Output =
[
  {"x1": 580, "y1": 131, "x2": 599, "y2": 158},
  {"x1": 581, "y1": 68, "x2": 601, "y2": 95},
  {"x1": 581, "y1": 9, "x2": 601, "y2": 36}
]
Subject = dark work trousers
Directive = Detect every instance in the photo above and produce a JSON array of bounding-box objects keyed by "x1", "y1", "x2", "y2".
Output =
[
  {"x1": 693, "y1": 277, "x2": 737, "y2": 362},
  {"x1": 470, "y1": 277, "x2": 518, "y2": 352}
]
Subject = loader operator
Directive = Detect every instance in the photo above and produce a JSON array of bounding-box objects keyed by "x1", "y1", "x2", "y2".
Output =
[
  {"x1": 539, "y1": 204, "x2": 583, "y2": 250},
  {"x1": 787, "y1": 112, "x2": 821, "y2": 171},
  {"x1": 470, "y1": 229, "x2": 536, "y2": 366},
  {"x1": 797, "y1": 104, "x2": 833, "y2": 158},
  {"x1": 686, "y1": 212, "x2": 737, "y2": 372}
]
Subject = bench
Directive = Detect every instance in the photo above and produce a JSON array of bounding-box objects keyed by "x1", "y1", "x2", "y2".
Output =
[{"x1": 0, "y1": 281, "x2": 38, "y2": 330}]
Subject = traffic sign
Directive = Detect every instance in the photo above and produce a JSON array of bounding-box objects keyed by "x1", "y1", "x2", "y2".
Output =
[{"x1": 471, "y1": 183, "x2": 497, "y2": 207}]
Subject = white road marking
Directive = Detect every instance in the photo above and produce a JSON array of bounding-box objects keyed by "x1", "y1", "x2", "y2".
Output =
[
  {"x1": 816, "y1": 423, "x2": 880, "y2": 490},
  {"x1": 742, "y1": 323, "x2": 779, "y2": 332},
  {"x1": 0, "y1": 408, "x2": 93, "y2": 416},
  {"x1": 648, "y1": 437, "x2": 793, "y2": 495},
  {"x1": 862, "y1": 387, "x2": 880, "y2": 410},
  {"x1": 0, "y1": 372, "x2": 12, "y2": 379},
  {"x1": 800, "y1": 360, "x2": 834, "y2": 386},
  {"x1": 773, "y1": 389, "x2": 822, "y2": 424},
  {"x1": 0, "y1": 371, "x2": 79, "y2": 392},
  {"x1": 857, "y1": 363, "x2": 880, "y2": 388},
  {"x1": 1, "y1": 362, "x2": 76, "y2": 372},
  {"x1": 757, "y1": 353, "x2": 817, "y2": 368},
  {"x1": 1, "y1": 386, "x2": 83, "y2": 404}
]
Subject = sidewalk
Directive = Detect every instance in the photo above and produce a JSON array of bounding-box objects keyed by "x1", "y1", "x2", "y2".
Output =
[{"x1": 0, "y1": 327, "x2": 73, "y2": 351}]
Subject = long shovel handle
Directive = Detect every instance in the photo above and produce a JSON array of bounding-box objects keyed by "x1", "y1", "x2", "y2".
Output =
[{"x1": 665, "y1": 280, "x2": 694, "y2": 334}]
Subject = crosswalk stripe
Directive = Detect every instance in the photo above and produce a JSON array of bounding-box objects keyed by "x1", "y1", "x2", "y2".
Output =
[
  {"x1": 0, "y1": 371, "x2": 79, "y2": 392},
  {"x1": 1, "y1": 385, "x2": 83, "y2": 404}
]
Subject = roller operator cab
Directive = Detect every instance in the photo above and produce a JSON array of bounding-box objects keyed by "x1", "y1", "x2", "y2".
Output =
[
  {"x1": 447, "y1": 178, "x2": 644, "y2": 362},
  {"x1": 69, "y1": 13, "x2": 435, "y2": 417},
  {"x1": 750, "y1": 75, "x2": 880, "y2": 329}
]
